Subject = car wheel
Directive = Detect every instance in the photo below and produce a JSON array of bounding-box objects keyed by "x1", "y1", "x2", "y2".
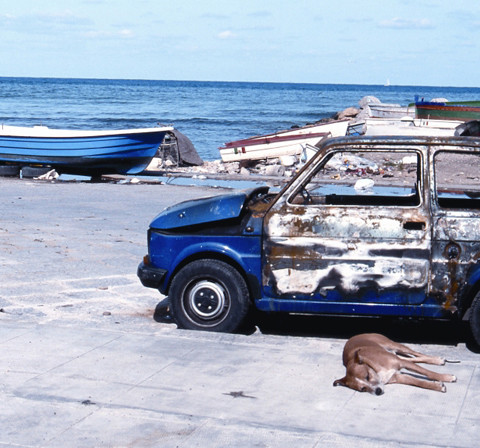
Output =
[
  {"x1": 469, "y1": 291, "x2": 480, "y2": 347},
  {"x1": 169, "y1": 259, "x2": 250, "y2": 332},
  {"x1": 21, "y1": 166, "x2": 52, "y2": 178},
  {"x1": 0, "y1": 164, "x2": 20, "y2": 177}
]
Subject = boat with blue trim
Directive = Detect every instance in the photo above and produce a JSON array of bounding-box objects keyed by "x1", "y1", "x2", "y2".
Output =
[{"x1": 0, "y1": 124, "x2": 173, "y2": 175}]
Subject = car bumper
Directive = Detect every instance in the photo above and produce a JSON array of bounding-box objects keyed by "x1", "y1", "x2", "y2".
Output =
[{"x1": 137, "y1": 260, "x2": 167, "y2": 289}]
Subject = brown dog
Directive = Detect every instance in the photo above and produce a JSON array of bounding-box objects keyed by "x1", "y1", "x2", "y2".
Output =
[{"x1": 333, "y1": 333, "x2": 457, "y2": 395}]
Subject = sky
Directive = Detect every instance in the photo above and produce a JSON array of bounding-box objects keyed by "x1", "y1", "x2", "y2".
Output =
[{"x1": 1, "y1": 0, "x2": 479, "y2": 87}]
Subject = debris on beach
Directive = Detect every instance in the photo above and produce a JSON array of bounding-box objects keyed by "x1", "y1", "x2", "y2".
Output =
[
  {"x1": 142, "y1": 95, "x2": 406, "y2": 180},
  {"x1": 148, "y1": 128, "x2": 203, "y2": 169},
  {"x1": 35, "y1": 169, "x2": 59, "y2": 181},
  {"x1": 1, "y1": 96, "x2": 460, "y2": 184}
]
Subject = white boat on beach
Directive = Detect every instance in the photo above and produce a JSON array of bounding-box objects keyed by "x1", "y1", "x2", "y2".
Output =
[
  {"x1": 219, "y1": 119, "x2": 349, "y2": 162},
  {"x1": 367, "y1": 103, "x2": 415, "y2": 119},
  {"x1": 360, "y1": 117, "x2": 460, "y2": 136}
]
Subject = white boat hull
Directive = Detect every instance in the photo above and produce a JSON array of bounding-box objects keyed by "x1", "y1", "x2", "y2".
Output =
[
  {"x1": 362, "y1": 118, "x2": 460, "y2": 136},
  {"x1": 368, "y1": 104, "x2": 415, "y2": 118},
  {"x1": 219, "y1": 120, "x2": 349, "y2": 162}
]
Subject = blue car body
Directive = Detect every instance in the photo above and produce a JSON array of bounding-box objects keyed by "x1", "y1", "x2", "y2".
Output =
[
  {"x1": 138, "y1": 136, "x2": 480, "y2": 335},
  {"x1": 139, "y1": 188, "x2": 265, "y2": 298}
]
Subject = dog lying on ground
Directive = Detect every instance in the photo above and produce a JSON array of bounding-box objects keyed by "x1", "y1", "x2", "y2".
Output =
[{"x1": 333, "y1": 333, "x2": 457, "y2": 395}]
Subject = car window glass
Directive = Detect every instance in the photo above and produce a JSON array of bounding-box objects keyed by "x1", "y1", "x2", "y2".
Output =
[
  {"x1": 290, "y1": 150, "x2": 421, "y2": 207},
  {"x1": 435, "y1": 151, "x2": 480, "y2": 209}
]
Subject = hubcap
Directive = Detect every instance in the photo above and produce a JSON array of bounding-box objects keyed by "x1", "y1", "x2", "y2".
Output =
[{"x1": 188, "y1": 280, "x2": 226, "y2": 319}]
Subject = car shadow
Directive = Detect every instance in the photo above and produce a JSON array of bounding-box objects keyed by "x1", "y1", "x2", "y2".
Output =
[
  {"x1": 153, "y1": 299, "x2": 480, "y2": 352},
  {"x1": 255, "y1": 311, "x2": 480, "y2": 352},
  {"x1": 153, "y1": 298, "x2": 174, "y2": 324}
]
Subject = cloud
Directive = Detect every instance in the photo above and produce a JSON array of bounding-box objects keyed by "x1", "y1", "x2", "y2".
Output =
[
  {"x1": 0, "y1": 13, "x2": 15, "y2": 21},
  {"x1": 246, "y1": 10, "x2": 272, "y2": 18},
  {"x1": 118, "y1": 29, "x2": 134, "y2": 38},
  {"x1": 218, "y1": 30, "x2": 236, "y2": 39},
  {"x1": 1, "y1": 10, "x2": 93, "y2": 33},
  {"x1": 378, "y1": 17, "x2": 433, "y2": 29},
  {"x1": 84, "y1": 29, "x2": 135, "y2": 39},
  {"x1": 201, "y1": 13, "x2": 229, "y2": 20},
  {"x1": 31, "y1": 10, "x2": 93, "y2": 28}
]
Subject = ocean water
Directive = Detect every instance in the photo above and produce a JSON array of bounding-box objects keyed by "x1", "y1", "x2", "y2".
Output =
[{"x1": 1, "y1": 77, "x2": 480, "y2": 161}]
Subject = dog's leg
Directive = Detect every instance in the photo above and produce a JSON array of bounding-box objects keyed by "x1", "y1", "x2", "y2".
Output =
[
  {"x1": 400, "y1": 359, "x2": 457, "y2": 383},
  {"x1": 386, "y1": 342, "x2": 446, "y2": 365},
  {"x1": 390, "y1": 372, "x2": 447, "y2": 392}
]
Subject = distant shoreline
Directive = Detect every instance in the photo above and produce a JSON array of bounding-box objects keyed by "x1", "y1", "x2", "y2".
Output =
[{"x1": 0, "y1": 75, "x2": 476, "y2": 90}]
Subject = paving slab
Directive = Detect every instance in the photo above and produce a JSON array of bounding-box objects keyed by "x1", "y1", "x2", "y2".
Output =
[{"x1": 1, "y1": 177, "x2": 480, "y2": 447}]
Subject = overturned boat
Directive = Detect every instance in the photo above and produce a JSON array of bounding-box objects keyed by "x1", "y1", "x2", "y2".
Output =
[{"x1": 0, "y1": 124, "x2": 173, "y2": 175}]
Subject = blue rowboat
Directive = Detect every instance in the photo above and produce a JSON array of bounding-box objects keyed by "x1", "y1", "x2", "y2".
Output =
[{"x1": 0, "y1": 124, "x2": 173, "y2": 175}]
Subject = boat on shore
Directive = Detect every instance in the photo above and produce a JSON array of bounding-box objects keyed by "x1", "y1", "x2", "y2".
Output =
[
  {"x1": 415, "y1": 100, "x2": 480, "y2": 121},
  {"x1": 0, "y1": 124, "x2": 173, "y2": 175},
  {"x1": 359, "y1": 117, "x2": 460, "y2": 136},
  {"x1": 219, "y1": 119, "x2": 349, "y2": 162},
  {"x1": 367, "y1": 103, "x2": 415, "y2": 119}
]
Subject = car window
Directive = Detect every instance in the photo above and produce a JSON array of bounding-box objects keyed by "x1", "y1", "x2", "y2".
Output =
[
  {"x1": 290, "y1": 149, "x2": 421, "y2": 207},
  {"x1": 435, "y1": 150, "x2": 480, "y2": 209}
]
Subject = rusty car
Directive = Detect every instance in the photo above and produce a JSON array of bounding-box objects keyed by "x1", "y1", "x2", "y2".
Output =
[{"x1": 138, "y1": 135, "x2": 480, "y2": 345}]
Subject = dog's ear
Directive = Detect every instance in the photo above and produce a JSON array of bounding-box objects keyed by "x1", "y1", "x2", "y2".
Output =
[
  {"x1": 333, "y1": 377, "x2": 347, "y2": 387},
  {"x1": 354, "y1": 349, "x2": 364, "y2": 364}
]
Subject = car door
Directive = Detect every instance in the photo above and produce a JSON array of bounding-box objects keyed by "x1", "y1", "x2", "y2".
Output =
[
  {"x1": 262, "y1": 146, "x2": 431, "y2": 307},
  {"x1": 430, "y1": 148, "x2": 480, "y2": 310}
]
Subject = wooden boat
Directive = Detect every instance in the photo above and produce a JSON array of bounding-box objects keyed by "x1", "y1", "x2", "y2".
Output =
[
  {"x1": 0, "y1": 124, "x2": 173, "y2": 175},
  {"x1": 415, "y1": 100, "x2": 480, "y2": 121},
  {"x1": 219, "y1": 119, "x2": 349, "y2": 162}
]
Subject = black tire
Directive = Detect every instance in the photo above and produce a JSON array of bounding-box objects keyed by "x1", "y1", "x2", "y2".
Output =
[
  {"x1": 469, "y1": 291, "x2": 480, "y2": 347},
  {"x1": 0, "y1": 165, "x2": 20, "y2": 177},
  {"x1": 169, "y1": 259, "x2": 250, "y2": 332},
  {"x1": 21, "y1": 166, "x2": 52, "y2": 178}
]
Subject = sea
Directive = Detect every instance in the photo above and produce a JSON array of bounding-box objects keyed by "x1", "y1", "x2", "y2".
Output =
[{"x1": 1, "y1": 77, "x2": 480, "y2": 161}]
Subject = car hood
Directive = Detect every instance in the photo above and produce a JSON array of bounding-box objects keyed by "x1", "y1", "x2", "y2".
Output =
[{"x1": 149, "y1": 187, "x2": 267, "y2": 230}]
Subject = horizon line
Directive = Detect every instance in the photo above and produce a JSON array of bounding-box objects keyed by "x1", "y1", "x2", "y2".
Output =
[{"x1": 0, "y1": 75, "x2": 476, "y2": 90}]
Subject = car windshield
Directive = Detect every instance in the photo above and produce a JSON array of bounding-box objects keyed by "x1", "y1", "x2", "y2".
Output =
[{"x1": 290, "y1": 149, "x2": 421, "y2": 207}]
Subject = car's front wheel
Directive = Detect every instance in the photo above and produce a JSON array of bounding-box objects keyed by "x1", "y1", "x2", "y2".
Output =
[{"x1": 169, "y1": 259, "x2": 250, "y2": 332}]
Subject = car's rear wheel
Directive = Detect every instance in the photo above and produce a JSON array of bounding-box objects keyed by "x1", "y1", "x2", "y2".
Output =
[
  {"x1": 169, "y1": 259, "x2": 250, "y2": 332},
  {"x1": 469, "y1": 291, "x2": 480, "y2": 347}
]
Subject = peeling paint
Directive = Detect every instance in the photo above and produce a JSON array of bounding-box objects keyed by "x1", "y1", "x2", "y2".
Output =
[
  {"x1": 262, "y1": 140, "x2": 480, "y2": 313},
  {"x1": 271, "y1": 259, "x2": 428, "y2": 296}
]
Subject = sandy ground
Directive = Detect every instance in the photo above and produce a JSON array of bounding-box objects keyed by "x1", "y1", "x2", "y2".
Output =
[
  {"x1": 0, "y1": 177, "x2": 221, "y2": 331},
  {"x1": 1, "y1": 176, "x2": 480, "y2": 447}
]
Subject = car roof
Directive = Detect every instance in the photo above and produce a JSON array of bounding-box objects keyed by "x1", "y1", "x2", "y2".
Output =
[{"x1": 318, "y1": 135, "x2": 480, "y2": 153}]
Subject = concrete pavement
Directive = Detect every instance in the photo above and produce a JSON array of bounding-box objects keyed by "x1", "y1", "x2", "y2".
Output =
[{"x1": 1, "y1": 177, "x2": 479, "y2": 447}]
